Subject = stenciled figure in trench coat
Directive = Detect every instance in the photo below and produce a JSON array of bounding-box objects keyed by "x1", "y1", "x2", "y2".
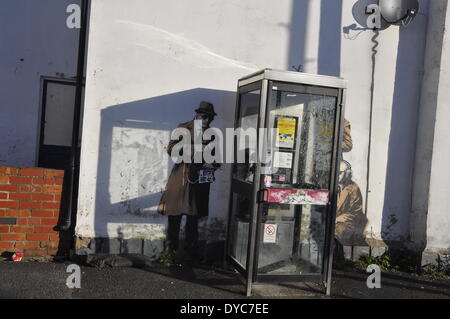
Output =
[
  {"x1": 158, "y1": 101, "x2": 220, "y2": 260},
  {"x1": 333, "y1": 120, "x2": 368, "y2": 266},
  {"x1": 335, "y1": 160, "x2": 367, "y2": 245}
]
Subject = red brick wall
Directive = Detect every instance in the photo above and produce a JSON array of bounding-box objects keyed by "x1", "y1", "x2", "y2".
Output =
[{"x1": 0, "y1": 166, "x2": 65, "y2": 257}]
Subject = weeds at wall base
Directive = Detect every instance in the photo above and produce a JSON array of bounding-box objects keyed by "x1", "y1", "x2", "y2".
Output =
[{"x1": 352, "y1": 253, "x2": 450, "y2": 280}]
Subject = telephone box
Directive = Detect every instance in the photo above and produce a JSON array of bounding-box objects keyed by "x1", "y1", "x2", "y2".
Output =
[{"x1": 225, "y1": 69, "x2": 347, "y2": 296}]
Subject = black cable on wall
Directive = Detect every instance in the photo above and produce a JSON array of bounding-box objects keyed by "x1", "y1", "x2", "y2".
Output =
[{"x1": 365, "y1": 29, "x2": 380, "y2": 216}]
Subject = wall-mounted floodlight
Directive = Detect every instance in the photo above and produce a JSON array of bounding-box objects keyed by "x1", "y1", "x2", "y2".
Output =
[
  {"x1": 379, "y1": 0, "x2": 419, "y2": 27},
  {"x1": 362, "y1": 0, "x2": 419, "y2": 29}
]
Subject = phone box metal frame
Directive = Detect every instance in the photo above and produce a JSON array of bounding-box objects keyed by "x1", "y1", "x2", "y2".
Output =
[{"x1": 224, "y1": 69, "x2": 347, "y2": 296}]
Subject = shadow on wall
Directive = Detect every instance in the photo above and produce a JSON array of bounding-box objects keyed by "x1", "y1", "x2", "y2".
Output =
[
  {"x1": 92, "y1": 88, "x2": 236, "y2": 257},
  {"x1": 381, "y1": 1, "x2": 429, "y2": 249},
  {"x1": 318, "y1": 0, "x2": 342, "y2": 77},
  {"x1": 287, "y1": 0, "x2": 342, "y2": 76},
  {"x1": 287, "y1": 0, "x2": 309, "y2": 71}
]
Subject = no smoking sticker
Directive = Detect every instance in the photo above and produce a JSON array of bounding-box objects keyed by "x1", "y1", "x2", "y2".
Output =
[{"x1": 263, "y1": 224, "x2": 278, "y2": 243}]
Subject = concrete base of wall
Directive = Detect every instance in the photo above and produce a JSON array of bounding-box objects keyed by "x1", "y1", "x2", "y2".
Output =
[
  {"x1": 75, "y1": 237, "x2": 164, "y2": 259},
  {"x1": 76, "y1": 237, "x2": 449, "y2": 270},
  {"x1": 75, "y1": 237, "x2": 226, "y2": 264},
  {"x1": 421, "y1": 250, "x2": 450, "y2": 267},
  {"x1": 335, "y1": 244, "x2": 386, "y2": 263}
]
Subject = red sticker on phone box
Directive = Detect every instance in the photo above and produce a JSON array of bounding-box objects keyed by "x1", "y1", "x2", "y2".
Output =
[{"x1": 266, "y1": 189, "x2": 329, "y2": 205}]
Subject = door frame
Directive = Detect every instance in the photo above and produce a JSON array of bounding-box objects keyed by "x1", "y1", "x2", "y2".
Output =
[
  {"x1": 224, "y1": 80, "x2": 266, "y2": 295},
  {"x1": 252, "y1": 81, "x2": 344, "y2": 285},
  {"x1": 37, "y1": 77, "x2": 78, "y2": 169}
]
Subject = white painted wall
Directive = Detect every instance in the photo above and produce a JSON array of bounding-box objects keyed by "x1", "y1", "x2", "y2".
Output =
[
  {"x1": 77, "y1": 0, "x2": 299, "y2": 240},
  {"x1": 76, "y1": 0, "x2": 432, "y2": 248},
  {"x1": 0, "y1": 0, "x2": 80, "y2": 166},
  {"x1": 341, "y1": 0, "x2": 429, "y2": 243}
]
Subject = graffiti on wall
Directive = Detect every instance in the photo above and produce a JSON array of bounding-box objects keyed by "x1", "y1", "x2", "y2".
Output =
[{"x1": 335, "y1": 119, "x2": 368, "y2": 246}]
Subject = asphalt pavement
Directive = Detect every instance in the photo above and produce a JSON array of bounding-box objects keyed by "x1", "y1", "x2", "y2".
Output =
[{"x1": 0, "y1": 259, "x2": 449, "y2": 299}]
